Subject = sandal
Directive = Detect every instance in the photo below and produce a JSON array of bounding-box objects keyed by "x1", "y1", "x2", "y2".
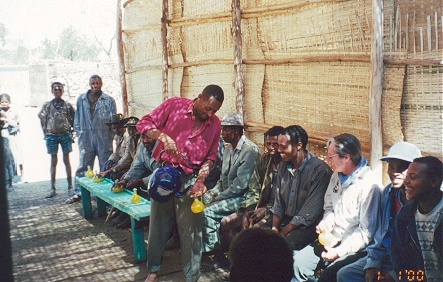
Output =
[
  {"x1": 65, "y1": 195, "x2": 81, "y2": 204},
  {"x1": 45, "y1": 191, "x2": 58, "y2": 198},
  {"x1": 200, "y1": 262, "x2": 216, "y2": 272}
]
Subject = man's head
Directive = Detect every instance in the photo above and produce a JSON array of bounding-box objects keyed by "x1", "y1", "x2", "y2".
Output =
[
  {"x1": 277, "y1": 125, "x2": 308, "y2": 164},
  {"x1": 380, "y1": 142, "x2": 421, "y2": 189},
  {"x1": 89, "y1": 75, "x2": 103, "y2": 94},
  {"x1": 404, "y1": 156, "x2": 443, "y2": 201},
  {"x1": 51, "y1": 82, "x2": 64, "y2": 99},
  {"x1": 326, "y1": 133, "x2": 361, "y2": 174},
  {"x1": 105, "y1": 114, "x2": 128, "y2": 136},
  {"x1": 141, "y1": 134, "x2": 156, "y2": 151},
  {"x1": 229, "y1": 228, "x2": 293, "y2": 282},
  {"x1": 124, "y1": 117, "x2": 140, "y2": 138},
  {"x1": 221, "y1": 113, "x2": 244, "y2": 145},
  {"x1": 193, "y1": 85, "x2": 224, "y2": 122},
  {"x1": 265, "y1": 126, "x2": 284, "y2": 155}
]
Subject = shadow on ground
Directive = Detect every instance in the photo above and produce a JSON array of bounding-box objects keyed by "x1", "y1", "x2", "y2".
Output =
[{"x1": 8, "y1": 180, "x2": 225, "y2": 281}]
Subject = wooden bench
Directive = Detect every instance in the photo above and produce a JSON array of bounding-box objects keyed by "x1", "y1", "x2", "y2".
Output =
[{"x1": 77, "y1": 176, "x2": 151, "y2": 262}]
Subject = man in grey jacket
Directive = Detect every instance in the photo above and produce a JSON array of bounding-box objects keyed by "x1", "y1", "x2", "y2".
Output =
[{"x1": 201, "y1": 113, "x2": 260, "y2": 265}]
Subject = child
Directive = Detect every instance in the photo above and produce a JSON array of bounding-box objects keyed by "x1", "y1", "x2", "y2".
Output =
[
  {"x1": 0, "y1": 93, "x2": 23, "y2": 183},
  {"x1": 38, "y1": 83, "x2": 75, "y2": 198}
]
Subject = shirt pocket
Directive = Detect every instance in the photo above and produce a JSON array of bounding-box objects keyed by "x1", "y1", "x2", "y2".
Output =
[{"x1": 184, "y1": 135, "x2": 209, "y2": 164}]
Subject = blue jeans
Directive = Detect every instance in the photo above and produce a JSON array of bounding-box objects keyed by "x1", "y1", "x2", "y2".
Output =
[
  {"x1": 336, "y1": 254, "x2": 394, "y2": 282},
  {"x1": 292, "y1": 242, "x2": 365, "y2": 282}
]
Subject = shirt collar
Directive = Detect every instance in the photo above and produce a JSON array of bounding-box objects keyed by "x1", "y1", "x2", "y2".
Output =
[{"x1": 231, "y1": 135, "x2": 245, "y2": 154}]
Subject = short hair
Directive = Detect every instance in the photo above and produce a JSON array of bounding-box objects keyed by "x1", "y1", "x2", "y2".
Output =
[
  {"x1": 327, "y1": 133, "x2": 361, "y2": 166},
  {"x1": 229, "y1": 228, "x2": 293, "y2": 282},
  {"x1": 281, "y1": 125, "x2": 308, "y2": 150},
  {"x1": 201, "y1": 84, "x2": 224, "y2": 103},
  {"x1": 89, "y1": 75, "x2": 102, "y2": 83},
  {"x1": 51, "y1": 82, "x2": 64, "y2": 90},
  {"x1": 413, "y1": 156, "x2": 443, "y2": 185},
  {"x1": 265, "y1": 126, "x2": 284, "y2": 137},
  {"x1": 0, "y1": 93, "x2": 11, "y2": 101}
]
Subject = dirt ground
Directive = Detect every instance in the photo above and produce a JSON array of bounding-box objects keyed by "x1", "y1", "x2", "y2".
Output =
[
  {"x1": 8, "y1": 181, "x2": 229, "y2": 282},
  {"x1": 8, "y1": 107, "x2": 228, "y2": 281}
]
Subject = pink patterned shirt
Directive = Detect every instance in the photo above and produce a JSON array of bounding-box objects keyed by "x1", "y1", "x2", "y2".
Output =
[{"x1": 136, "y1": 97, "x2": 221, "y2": 175}]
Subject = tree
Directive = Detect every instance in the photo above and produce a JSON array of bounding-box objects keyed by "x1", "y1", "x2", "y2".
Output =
[{"x1": 41, "y1": 26, "x2": 101, "y2": 61}]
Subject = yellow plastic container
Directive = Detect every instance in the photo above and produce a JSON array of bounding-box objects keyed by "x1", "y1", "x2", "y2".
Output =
[
  {"x1": 131, "y1": 188, "x2": 141, "y2": 204},
  {"x1": 86, "y1": 165, "x2": 94, "y2": 178},
  {"x1": 318, "y1": 230, "x2": 335, "y2": 247},
  {"x1": 92, "y1": 172, "x2": 102, "y2": 183},
  {"x1": 191, "y1": 198, "x2": 205, "y2": 213},
  {"x1": 112, "y1": 183, "x2": 124, "y2": 193}
]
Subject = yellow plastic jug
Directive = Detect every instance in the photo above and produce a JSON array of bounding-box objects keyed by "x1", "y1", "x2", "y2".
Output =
[
  {"x1": 112, "y1": 182, "x2": 124, "y2": 193},
  {"x1": 318, "y1": 230, "x2": 335, "y2": 247},
  {"x1": 131, "y1": 188, "x2": 141, "y2": 204},
  {"x1": 93, "y1": 172, "x2": 102, "y2": 183},
  {"x1": 86, "y1": 165, "x2": 94, "y2": 178},
  {"x1": 191, "y1": 198, "x2": 205, "y2": 213}
]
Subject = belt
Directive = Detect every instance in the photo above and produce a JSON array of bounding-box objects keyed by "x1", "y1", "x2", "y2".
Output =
[{"x1": 46, "y1": 131, "x2": 69, "y2": 136}]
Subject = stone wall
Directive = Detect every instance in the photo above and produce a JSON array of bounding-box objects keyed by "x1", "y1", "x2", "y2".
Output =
[{"x1": 0, "y1": 61, "x2": 123, "y2": 113}]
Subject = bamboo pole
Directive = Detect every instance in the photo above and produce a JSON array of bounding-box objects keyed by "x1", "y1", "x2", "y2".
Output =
[
  {"x1": 123, "y1": 24, "x2": 163, "y2": 34},
  {"x1": 125, "y1": 56, "x2": 443, "y2": 74},
  {"x1": 116, "y1": 0, "x2": 128, "y2": 115},
  {"x1": 244, "y1": 54, "x2": 371, "y2": 64},
  {"x1": 161, "y1": 0, "x2": 169, "y2": 101},
  {"x1": 244, "y1": 121, "x2": 371, "y2": 152},
  {"x1": 122, "y1": 0, "x2": 135, "y2": 8},
  {"x1": 168, "y1": 0, "x2": 348, "y2": 27},
  {"x1": 369, "y1": 0, "x2": 383, "y2": 177},
  {"x1": 384, "y1": 58, "x2": 443, "y2": 66},
  {"x1": 232, "y1": 0, "x2": 244, "y2": 115}
]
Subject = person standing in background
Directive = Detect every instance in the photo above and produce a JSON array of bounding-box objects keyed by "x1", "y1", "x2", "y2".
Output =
[
  {"x1": 0, "y1": 93, "x2": 23, "y2": 183},
  {"x1": 66, "y1": 75, "x2": 116, "y2": 204},
  {"x1": 0, "y1": 106, "x2": 15, "y2": 191},
  {"x1": 38, "y1": 82, "x2": 76, "y2": 198}
]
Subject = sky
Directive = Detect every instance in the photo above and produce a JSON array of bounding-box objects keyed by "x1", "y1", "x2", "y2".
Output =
[{"x1": 0, "y1": 0, "x2": 116, "y2": 49}]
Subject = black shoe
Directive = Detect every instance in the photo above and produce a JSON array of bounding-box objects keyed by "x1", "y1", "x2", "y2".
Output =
[
  {"x1": 116, "y1": 217, "x2": 131, "y2": 229},
  {"x1": 134, "y1": 218, "x2": 149, "y2": 229},
  {"x1": 45, "y1": 191, "x2": 58, "y2": 198}
]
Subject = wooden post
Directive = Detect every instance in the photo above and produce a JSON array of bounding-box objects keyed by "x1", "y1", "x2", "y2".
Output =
[
  {"x1": 161, "y1": 0, "x2": 169, "y2": 101},
  {"x1": 232, "y1": 0, "x2": 244, "y2": 116},
  {"x1": 369, "y1": 0, "x2": 383, "y2": 179},
  {"x1": 116, "y1": 0, "x2": 128, "y2": 115}
]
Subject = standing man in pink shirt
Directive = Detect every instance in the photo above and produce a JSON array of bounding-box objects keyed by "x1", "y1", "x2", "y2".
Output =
[{"x1": 136, "y1": 85, "x2": 224, "y2": 282}]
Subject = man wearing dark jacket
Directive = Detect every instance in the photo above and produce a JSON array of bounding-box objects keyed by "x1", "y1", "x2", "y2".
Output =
[{"x1": 391, "y1": 156, "x2": 443, "y2": 282}]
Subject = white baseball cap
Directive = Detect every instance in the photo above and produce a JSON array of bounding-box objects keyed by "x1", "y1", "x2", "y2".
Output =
[{"x1": 380, "y1": 141, "x2": 421, "y2": 163}]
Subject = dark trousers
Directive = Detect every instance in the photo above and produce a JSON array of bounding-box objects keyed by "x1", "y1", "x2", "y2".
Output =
[{"x1": 264, "y1": 215, "x2": 318, "y2": 251}]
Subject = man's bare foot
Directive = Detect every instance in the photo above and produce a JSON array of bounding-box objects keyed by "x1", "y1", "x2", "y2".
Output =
[{"x1": 144, "y1": 273, "x2": 157, "y2": 282}]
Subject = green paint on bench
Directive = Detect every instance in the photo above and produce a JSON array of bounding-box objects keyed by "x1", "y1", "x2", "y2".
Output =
[{"x1": 77, "y1": 176, "x2": 150, "y2": 262}]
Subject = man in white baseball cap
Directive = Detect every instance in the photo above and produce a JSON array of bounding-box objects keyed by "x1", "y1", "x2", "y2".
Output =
[{"x1": 337, "y1": 141, "x2": 421, "y2": 282}]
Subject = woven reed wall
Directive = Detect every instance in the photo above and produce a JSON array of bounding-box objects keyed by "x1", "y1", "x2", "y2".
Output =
[
  {"x1": 383, "y1": 0, "x2": 443, "y2": 160},
  {"x1": 121, "y1": 0, "x2": 442, "y2": 162}
]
